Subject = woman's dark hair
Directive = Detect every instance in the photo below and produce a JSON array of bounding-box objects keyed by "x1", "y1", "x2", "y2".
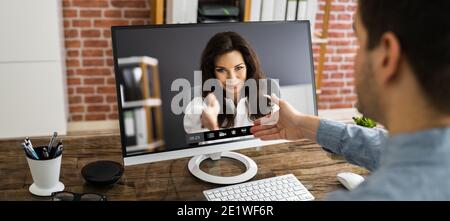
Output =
[
  {"x1": 359, "y1": 0, "x2": 450, "y2": 113},
  {"x1": 200, "y1": 31, "x2": 269, "y2": 128}
]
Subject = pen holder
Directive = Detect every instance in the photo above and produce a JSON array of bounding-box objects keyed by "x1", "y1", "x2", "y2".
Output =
[{"x1": 26, "y1": 146, "x2": 65, "y2": 196}]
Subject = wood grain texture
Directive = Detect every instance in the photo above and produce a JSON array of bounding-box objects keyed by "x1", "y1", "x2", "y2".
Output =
[{"x1": 0, "y1": 133, "x2": 367, "y2": 201}]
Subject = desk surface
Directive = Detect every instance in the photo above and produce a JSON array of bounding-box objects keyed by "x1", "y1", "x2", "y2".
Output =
[{"x1": 0, "y1": 133, "x2": 367, "y2": 200}]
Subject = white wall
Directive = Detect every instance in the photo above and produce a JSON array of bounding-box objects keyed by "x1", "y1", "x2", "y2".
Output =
[{"x1": 0, "y1": 0, "x2": 67, "y2": 139}]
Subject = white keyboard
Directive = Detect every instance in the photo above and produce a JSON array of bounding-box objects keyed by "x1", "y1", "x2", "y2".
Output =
[{"x1": 203, "y1": 174, "x2": 315, "y2": 201}]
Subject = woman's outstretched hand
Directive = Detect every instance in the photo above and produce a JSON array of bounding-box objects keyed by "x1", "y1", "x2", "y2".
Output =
[{"x1": 201, "y1": 93, "x2": 220, "y2": 131}]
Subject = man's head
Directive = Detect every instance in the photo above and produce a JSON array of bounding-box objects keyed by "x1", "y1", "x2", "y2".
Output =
[{"x1": 353, "y1": 0, "x2": 450, "y2": 126}]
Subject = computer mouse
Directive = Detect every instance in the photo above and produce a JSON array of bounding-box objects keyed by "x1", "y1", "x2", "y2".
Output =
[{"x1": 336, "y1": 172, "x2": 365, "y2": 191}]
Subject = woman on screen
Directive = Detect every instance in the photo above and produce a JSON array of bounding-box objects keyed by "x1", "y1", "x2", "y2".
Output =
[{"x1": 183, "y1": 31, "x2": 278, "y2": 133}]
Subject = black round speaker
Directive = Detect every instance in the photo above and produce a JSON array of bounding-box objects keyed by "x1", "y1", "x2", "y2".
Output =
[{"x1": 81, "y1": 160, "x2": 124, "y2": 186}]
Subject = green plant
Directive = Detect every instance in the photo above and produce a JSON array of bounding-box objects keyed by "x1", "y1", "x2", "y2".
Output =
[{"x1": 352, "y1": 116, "x2": 377, "y2": 128}]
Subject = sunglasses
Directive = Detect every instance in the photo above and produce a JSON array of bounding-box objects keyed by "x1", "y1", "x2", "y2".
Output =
[{"x1": 51, "y1": 191, "x2": 107, "y2": 201}]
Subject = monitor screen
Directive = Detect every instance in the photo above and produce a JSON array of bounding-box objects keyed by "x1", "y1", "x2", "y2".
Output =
[{"x1": 112, "y1": 21, "x2": 317, "y2": 160}]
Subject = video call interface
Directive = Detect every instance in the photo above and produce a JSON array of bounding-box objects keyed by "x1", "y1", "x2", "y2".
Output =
[{"x1": 113, "y1": 22, "x2": 316, "y2": 157}]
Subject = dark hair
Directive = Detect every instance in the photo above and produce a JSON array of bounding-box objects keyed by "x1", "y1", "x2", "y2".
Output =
[
  {"x1": 200, "y1": 31, "x2": 268, "y2": 128},
  {"x1": 359, "y1": 0, "x2": 450, "y2": 113}
]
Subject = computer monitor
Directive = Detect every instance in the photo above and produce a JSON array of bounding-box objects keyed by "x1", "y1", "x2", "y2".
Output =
[{"x1": 112, "y1": 21, "x2": 317, "y2": 184}]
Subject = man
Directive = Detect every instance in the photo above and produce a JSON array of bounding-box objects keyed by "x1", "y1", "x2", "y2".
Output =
[{"x1": 251, "y1": 0, "x2": 450, "y2": 200}]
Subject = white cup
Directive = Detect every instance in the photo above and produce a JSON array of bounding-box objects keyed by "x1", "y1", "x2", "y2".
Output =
[{"x1": 26, "y1": 147, "x2": 65, "y2": 196}]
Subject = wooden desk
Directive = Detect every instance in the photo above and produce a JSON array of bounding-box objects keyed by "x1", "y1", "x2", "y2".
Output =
[{"x1": 0, "y1": 133, "x2": 367, "y2": 200}]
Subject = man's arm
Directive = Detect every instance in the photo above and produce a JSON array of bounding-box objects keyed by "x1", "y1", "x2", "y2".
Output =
[
  {"x1": 251, "y1": 96, "x2": 388, "y2": 171},
  {"x1": 316, "y1": 119, "x2": 388, "y2": 171}
]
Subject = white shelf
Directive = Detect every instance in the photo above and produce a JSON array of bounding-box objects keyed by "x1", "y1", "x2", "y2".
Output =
[
  {"x1": 122, "y1": 98, "x2": 162, "y2": 108},
  {"x1": 318, "y1": 108, "x2": 361, "y2": 124},
  {"x1": 126, "y1": 140, "x2": 164, "y2": 152}
]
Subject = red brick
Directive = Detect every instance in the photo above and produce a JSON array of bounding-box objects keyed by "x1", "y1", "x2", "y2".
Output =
[
  {"x1": 67, "y1": 69, "x2": 75, "y2": 76},
  {"x1": 88, "y1": 105, "x2": 111, "y2": 112},
  {"x1": 69, "y1": 96, "x2": 82, "y2": 104},
  {"x1": 63, "y1": 9, "x2": 77, "y2": 18},
  {"x1": 321, "y1": 81, "x2": 345, "y2": 87},
  {"x1": 76, "y1": 68, "x2": 111, "y2": 76},
  {"x1": 106, "y1": 95, "x2": 117, "y2": 102},
  {"x1": 104, "y1": 10, "x2": 122, "y2": 18},
  {"x1": 94, "y1": 20, "x2": 128, "y2": 28},
  {"x1": 331, "y1": 56, "x2": 343, "y2": 62},
  {"x1": 111, "y1": 1, "x2": 146, "y2": 8},
  {"x1": 331, "y1": 5, "x2": 346, "y2": 11},
  {"x1": 76, "y1": 87, "x2": 95, "y2": 94},
  {"x1": 106, "y1": 77, "x2": 116, "y2": 85},
  {"x1": 347, "y1": 5, "x2": 357, "y2": 11},
  {"x1": 67, "y1": 50, "x2": 79, "y2": 57},
  {"x1": 345, "y1": 95, "x2": 357, "y2": 102},
  {"x1": 328, "y1": 32, "x2": 346, "y2": 38},
  {"x1": 131, "y1": 20, "x2": 146, "y2": 25},
  {"x1": 103, "y1": 30, "x2": 111, "y2": 38},
  {"x1": 97, "y1": 86, "x2": 116, "y2": 94},
  {"x1": 69, "y1": 105, "x2": 85, "y2": 113},
  {"x1": 318, "y1": 96, "x2": 343, "y2": 103},
  {"x1": 72, "y1": 0, "x2": 108, "y2": 8},
  {"x1": 329, "y1": 103, "x2": 353, "y2": 109},
  {"x1": 62, "y1": 0, "x2": 71, "y2": 7},
  {"x1": 338, "y1": 13, "x2": 352, "y2": 20},
  {"x1": 72, "y1": 19, "x2": 91, "y2": 27},
  {"x1": 85, "y1": 114, "x2": 107, "y2": 121},
  {"x1": 124, "y1": 10, "x2": 149, "y2": 18},
  {"x1": 330, "y1": 73, "x2": 344, "y2": 79},
  {"x1": 67, "y1": 77, "x2": 81, "y2": 85},
  {"x1": 324, "y1": 64, "x2": 338, "y2": 71},
  {"x1": 105, "y1": 49, "x2": 113, "y2": 56},
  {"x1": 85, "y1": 95, "x2": 104, "y2": 103},
  {"x1": 337, "y1": 48, "x2": 356, "y2": 54},
  {"x1": 341, "y1": 88, "x2": 353, "y2": 94},
  {"x1": 81, "y1": 30, "x2": 101, "y2": 38},
  {"x1": 82, "y1": 49, "x2": 103, "y2": 57},
  {"x1": 66, "y1": 59, "x2": 80, "y2": 67},
  {"x1": 64, "y1": 20, "x2": 70, "y2": 28},
  {"x1": 67, "y1": 87, "x2": 75, "y2": 95},
  {"x1": 80, "y1": 10, "x2": 101, "y2": 17},
  {"x1": 320, "y1": 89, "x2": 338, "y2": 95},
  {"x1": 71, "y1": 115, "x2": 83, "y2": 121},
  {"x1": 84, "y1": 40, "x2": 108, "y2": 48},
  {"x1": 106, "y1": 58, "x2": 114, "y2": 66},
  {"x1": 65, "y1": 40, "x2": 81, "y2": 48},
  {"x1": 108, "y1": 113, "x2": 119, "y2": 119},
  {"x1": 83, "y1": 59, "x2": 104, "y2": 66},
  {"x1": 64, "y1": 29, "x2": 78, "y2": 38},
  {"x1": 84, "y1": 78, "x2": 105, "y2": 85}
]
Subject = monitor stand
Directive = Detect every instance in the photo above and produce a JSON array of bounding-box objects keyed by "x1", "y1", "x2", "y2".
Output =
[{"x1": 188, "y1": 151, "x2": 257, "y2": 185}]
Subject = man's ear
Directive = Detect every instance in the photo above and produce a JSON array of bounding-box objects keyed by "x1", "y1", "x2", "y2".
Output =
[{"x1": 376, "y1": 32, "x2": 401, "y2": 85}]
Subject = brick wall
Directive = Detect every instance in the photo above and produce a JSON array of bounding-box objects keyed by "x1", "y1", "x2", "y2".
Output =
[
  {"x1": 63, "y1": 0, "x2": 151, "y2": 121},
  {"x1": 62, "y1": 0, "x2": 358, "y2": 122},
  {"x1": 314, "y1": 0, "x2": 358, "y2": 109}
]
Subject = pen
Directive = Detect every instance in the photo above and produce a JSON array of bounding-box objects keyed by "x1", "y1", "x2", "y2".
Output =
[
  {"x1": 25, "y1": 137, "x2": 33, "y2": 149},
  {"x1": 55, "y1": 145, "x2": 64, "y2": 157},
  {"x1": 48, "y1": 132, "x2": 57, "y2": 154},
  {"x1": 22, "y1": 143, "x2": 39, "y2": 160},
  {"x1": 43, "y1": 147, "x2": 49, "y2": 159},
  {"x1": 22, "y1": 145, "x2": 33, "y2": 158},
  {"x1": 53, "y1": 142, "x2": 62, "y2": 157}
]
